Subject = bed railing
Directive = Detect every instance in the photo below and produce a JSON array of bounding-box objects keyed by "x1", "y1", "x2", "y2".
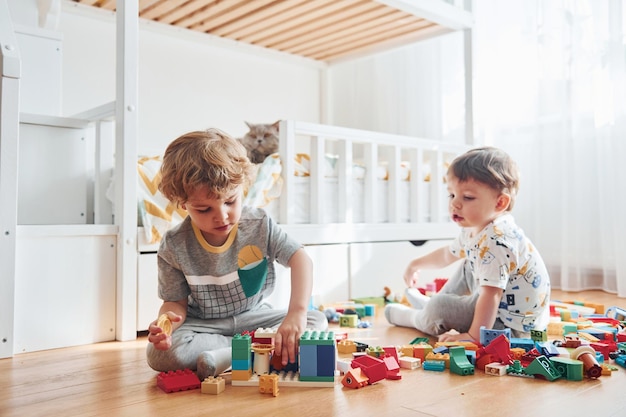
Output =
[{"x1": 278, "y1": 120, "x2": 469, "y2": 229}]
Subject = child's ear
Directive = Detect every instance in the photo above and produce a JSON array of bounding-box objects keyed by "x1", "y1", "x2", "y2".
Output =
[{"x1": 496, "y1": 193, "x2": 511, "y2": 211}]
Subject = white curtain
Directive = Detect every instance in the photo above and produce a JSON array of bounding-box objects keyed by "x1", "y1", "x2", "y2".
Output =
[
  {"x1": 474, "y1": 0, "x2": 626, "y2": 297},
  {"x1": 328, "y1": 0, "x2": 626, "y2": 297}
]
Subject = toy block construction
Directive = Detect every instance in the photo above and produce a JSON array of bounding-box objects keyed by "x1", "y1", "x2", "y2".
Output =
[{"x1": 231, "y1": 328, "x2": 337, "y2": 388}]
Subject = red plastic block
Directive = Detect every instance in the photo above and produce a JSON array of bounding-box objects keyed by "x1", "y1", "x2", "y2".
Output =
[
  {"x1": 351, "y1": 355, "x2": 386, "y2": 384},
  {"x1": 157, "y1": 368, "x2": 201, "y2": 393}
]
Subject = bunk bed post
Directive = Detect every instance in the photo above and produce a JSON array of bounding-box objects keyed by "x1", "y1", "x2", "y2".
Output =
[
  {"x1": 463, "y1": 26, "x2": 475, "y2": 146},
  {"x1": 337, "y1": 138, "x2": 353, "y2": 223},
  {"x1": 279, "y1": 120, "x2": 295, "y2": 224},
  {"x1": 115, "y1": 0, "x2": 139, "y2": 341},
  {"x1": 387, "y1": 145, "x2": 402, "y2": 223},
  {"x1": 363, "y1": 143, "x2": 378, "y2": 223},
  {"x1": 430, "y1": 148, "x2": 444, "y2": 223},
  {"x1": 463, "y1": 0, "x2": 475, "y2": 146},
  {"x1": 93, "y1": 119, "x2": 114, "y2": 224},
  {"x1": 409, "y1": 148, "x2": 424, "y2": 223},
  {"x1": 0, "y1": 0, "x2": 20, "y2": 358},
  {"x1": 309, "y1": 134, "x2": 324, "y2": 224}
]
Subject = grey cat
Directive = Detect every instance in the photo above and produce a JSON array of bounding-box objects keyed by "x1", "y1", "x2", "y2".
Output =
[{"x1": 239, "y1": 121, "x2": 280, "y2": 164}]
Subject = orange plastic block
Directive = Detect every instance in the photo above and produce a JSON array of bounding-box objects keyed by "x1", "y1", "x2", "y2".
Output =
[
  {"x1": 259, "y1": 374, "x2": 279, "y2": 397},
  {"x1": 341, "y1": 367, "x2": 369, "y2": 389},
  {"x1": 201, "y1": 376, "x2": 225, "y2": 394}
]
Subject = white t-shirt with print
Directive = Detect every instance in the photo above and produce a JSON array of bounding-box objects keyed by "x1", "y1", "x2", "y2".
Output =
[{"x1": 450, "y1": 213, "x2": 551, "y2": 332}]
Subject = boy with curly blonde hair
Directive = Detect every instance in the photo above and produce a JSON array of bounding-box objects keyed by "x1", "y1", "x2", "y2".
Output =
[{"x1": 146, "y1": 129, "x2": 327, "y2": 379}]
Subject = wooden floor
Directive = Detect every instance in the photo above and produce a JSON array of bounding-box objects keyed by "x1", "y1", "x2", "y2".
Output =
[{"x1": 2, "y1": 289, "x2": 626, "y2": 417}]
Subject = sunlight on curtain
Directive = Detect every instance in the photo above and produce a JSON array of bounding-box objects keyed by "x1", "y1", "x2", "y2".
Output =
[{"x1": 474, "y1": 0, "x2": 626, "y2": 297}]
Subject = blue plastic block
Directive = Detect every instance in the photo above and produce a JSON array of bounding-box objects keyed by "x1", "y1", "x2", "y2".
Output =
[{"x1": 423, "y1": 360, "x2": 446, "y2": 372}]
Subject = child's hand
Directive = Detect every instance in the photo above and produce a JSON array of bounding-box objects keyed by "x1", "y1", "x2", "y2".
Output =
[
  {"x1": 404, "y1": 268, "x2": 420, "y2": 288},
  {"x1": 147, "y1": 312, "x2": 182, "y2": 350},
  {"x1": 274, "y1": 312, "x2": 307, "y2": 366},
  {"x1": 438, "y1": 330, "x2": 475, "y2": 343}
]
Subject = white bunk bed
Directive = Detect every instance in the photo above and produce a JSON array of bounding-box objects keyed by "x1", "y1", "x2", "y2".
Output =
[{"x1": 0, "y1": 0, "x2": 473, "y2": 356}]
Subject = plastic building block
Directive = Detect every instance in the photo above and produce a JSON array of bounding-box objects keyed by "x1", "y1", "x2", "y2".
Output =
[
  {"x1": 411, "y1": 344, "x2": 433, "y2": 362},
  {"x1": 530, "y1": 329, "x2": 547, "y2": 342},
  {"x1": 578, "y1": 327, "x2": 614, "y2": 341},
  {"x1": 157, "y1": 369, "x2": 201, "y2": 393},
  {"x1": 423, "y1": 360, "x2": 446, "y2": 372},
  {"x1": 561, "y1": 300, "x2": 605, "y2": 314},
  {"x1": 259, "y1": 374, "x2": 279, "y2": 397},
  {"x1": 299, "y1": 330, "x2": 336, "y2": 382},
  {"x1": 383, "y1": 346, "x2": 399, "y2": 361},
  {"x1": 476, "y1": 353, "x2": 498, "y2": 371},
  {"x1": 510, "y1": 337, "x2": 534, "y2": 352},
  {"x1": 338, "y1": 340, "x2": 357, "y2": 354},
  {"x1": 466, "y1": 349, "x2": 476, "y2": 365},
  {"x1": 480, "y1": 326, "x2": 511, "y2": 347},
  {"x1": 506, "y1": 360, "x2": 533, "y2": 378},
  {"x1": 485, "y1": 362, "x2": 508, "y2": 376},
  {"x1": 399, "y1": 357, "x2": 421, "y2": 370},
  {"x1": 561, "y1": 323, "x2": 578, "y2": 335},
  {"x1": 363, "y1": 304, "x2": 376, "y2": 316},
  {"x1": 614, "y1": 354, "x2": 626, "y2": 368},
  {"x1": 340, "y1": 314, "x2": 359, "y2": 327},
  {"x1": 434, "y1": 277, "x2": 448, "y2": 292},
  {"x1": 547, "y1": 322, "x2": 567, "y2": 336},
  {"x1": 336, "y1": 358, "x2": 353, "y2": 374},
  {"x1": 201, "y1": 376, "x2": 225, "y2": 394},
  {"x1": 524, "y1": 355, "x2": 561, "y2": 381},
  {"x1": 425, "y1": 352, "x2": 450, "y2": 368},
  {"x1": 510, "y1": 347, "x2": 527, "y2": 361},
  {"x1": 341, "y1": 367, "x2": 369, "y2": 389},
  {"x1": 251, "y1": 343, "x2": 274, "y2": 375},
  {"x1": 425, "y1": 282, "x2": 437, "y2": 295},
  {"x1": 351, "y1": 354, "x2": 386, "y2": 384},
  {"x1": 590, "y1": 342, "x2": 611, "y2": 360},
  {"x1": 478, "y1": 334, "x2": 513, "y2": 365},
  {"x1": 449, "y1": 346, "x2": 475, "y2": 376},
  {"x1": 409, "y1": 337, "x2": 430, "y2": 345},
  {"x1": 253, "y1": 327, "x2": 278, "y2": 339},
  {"x1": 519, "y1": 348, "x2": 542, "y2": 367},
  {"x1": 571, "y1": 346, "x2": 602, "y2": 378},
  {"x1": 432, "y1": 345, "x2": 449, "y2": 354},
  {"x1": 156, "y1": 314, "x2": 172, "y2": 336},
  {"x1": 366, "y1": 346, "x2": 385, "y2": 358},
  {"x1": 535, "y1": 341, "x2": 560, "y2": 357},
  {"x1": 549, "y1": 357, "x2": 583, "y2": 381},
  {"x1": 600, "y1": 363, "x2": 616, "y2": 375},
  {"x1": 231, "y1": 333, "x2": 252, "y2": 381},
  {"x1": 382, "y1": 355, "x2": 401, "y2": 380}
]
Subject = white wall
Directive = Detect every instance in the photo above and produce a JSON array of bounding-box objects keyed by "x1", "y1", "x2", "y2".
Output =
[{"x1": 327, "y1": 31, "x2": 466, "y2": 144}]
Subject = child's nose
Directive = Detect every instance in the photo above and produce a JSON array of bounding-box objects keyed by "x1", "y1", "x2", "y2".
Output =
[{"x1": 215, "y1": 207, "x2": 229, "y2": 221}]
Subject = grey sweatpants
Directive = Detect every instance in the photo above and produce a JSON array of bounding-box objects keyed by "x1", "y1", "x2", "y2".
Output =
[
  {"x1": 412, "y1": 260, "x2": 529, "y2": 338},
  {"x1": 146, "y1": 303, "x2": 328, "y2": 373}
]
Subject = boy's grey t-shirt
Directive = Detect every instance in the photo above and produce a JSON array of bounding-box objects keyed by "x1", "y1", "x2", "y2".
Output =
[{"x1": 157, "y1": 206, "x2": 301, "y2": 319}]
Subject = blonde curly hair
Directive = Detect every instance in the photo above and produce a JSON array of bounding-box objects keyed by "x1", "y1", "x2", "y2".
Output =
[{"x1": 158, "y1": 128, "x2": 254, "y2": 205}]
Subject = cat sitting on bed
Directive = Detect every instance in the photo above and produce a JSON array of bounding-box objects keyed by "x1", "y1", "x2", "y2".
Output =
[{"x1": 239, "y1": 121, "x2": 280, "y2": 164}]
